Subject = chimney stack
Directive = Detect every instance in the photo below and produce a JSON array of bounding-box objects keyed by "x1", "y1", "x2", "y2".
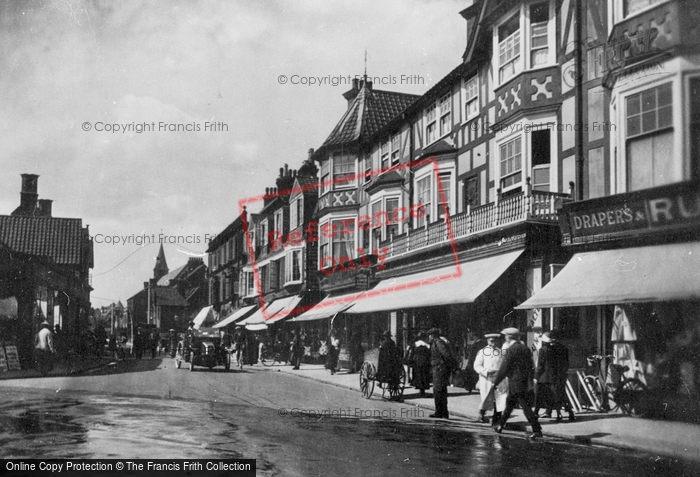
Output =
[
  {"x1": 38, "y1": 199, "x2": 53, "y2": 217},
  {"x1": 18, "y1": 174, "x2": 39, "y2": 215}
]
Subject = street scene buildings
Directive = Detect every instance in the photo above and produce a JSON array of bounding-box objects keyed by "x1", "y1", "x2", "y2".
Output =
[
  {"x1": 203, "y1": 0, "x2": 699, "y2": 423},
  {"x1": 1, "y1": 0, "x2": 699, "y2": 470}
]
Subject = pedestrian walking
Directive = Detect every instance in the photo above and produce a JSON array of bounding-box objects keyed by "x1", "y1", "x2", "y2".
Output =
[
  {"x1": 376, "y1": 331, "x2": 401, "y2": 391},
  {"x1": 534, "y1": 331, "x2": 556, "y2": 418},
  {"x1": 428, "y1": 328, "x2": 456, "y2": 419},
  {"x1": 326, "y1": 330, "x2": 340, "y2": 374},
  {"x1": 348, "y1": 330, "x2": 363, "y2": 373},
  {"x1": 134, "y1": 326, "x2": 144, "y2": 359},
  {"x1": 234, "y1": 331, "x2": 245, "y2": 369},
  {"x1": 169, "y1": 329, "x2": 177, "y2": 359},
  {"x1": 290, "y1": 330, "x2": 303, "y2": 370},
  {"x1": 473, "y1": 333, "x2": 508, "y2": 424},
  {"x1": 493, "y1": 327, "x2": 543, "y2": 438},
  {"x1": 411, "y1": 332, "x2": 431, "y2": 398},
  {"x1": 34, "y1": 321, "x2": 55, "y2": 375},
  {"x1": 547, "y1": 331, "x2": 576, "y2": 421}
]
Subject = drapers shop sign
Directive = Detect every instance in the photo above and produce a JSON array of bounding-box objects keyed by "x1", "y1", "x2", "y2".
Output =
[{"x1": 561, "y1": 181, "x2": 700, "y2": 241}]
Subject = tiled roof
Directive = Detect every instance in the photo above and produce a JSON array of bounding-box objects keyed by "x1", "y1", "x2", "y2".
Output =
[
  {"x1": 0, "y1": 215, "x2": 86, "y2": 265},
  {"x1": 319, "y1": 84, "x2": 419, "y2": 152},
  {"x1": 420, "y1": 139, "x2": 458, "y2": 158},
  {"x1": 155, "y1": 287, "x2": 188, "y2": 307},
  {"x1": 157, "y1": 264, "x2": 186, "y2": 286}
]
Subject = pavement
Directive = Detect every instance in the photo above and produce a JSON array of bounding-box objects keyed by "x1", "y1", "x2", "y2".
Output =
[
  {"x1": 260, "y1": 362, "x2": 700, "y2": 463},
  {"x1": 2, "y1": 356, "x2": 698, "y2": 462}
]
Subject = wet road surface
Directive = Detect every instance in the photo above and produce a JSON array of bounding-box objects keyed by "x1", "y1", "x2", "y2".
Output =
[{"x1": 0, "y1": 358, "x2": 695, "y2": 476}]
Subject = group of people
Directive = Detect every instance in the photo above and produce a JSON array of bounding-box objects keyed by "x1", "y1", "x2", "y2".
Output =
[{"x1": 473, "y1": 327, "x2": 574, "y2": 439}]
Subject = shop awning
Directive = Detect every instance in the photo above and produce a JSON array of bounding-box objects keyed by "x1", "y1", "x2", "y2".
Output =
[
  {"x1": 192, "y1": 305, "x2": 215, "y2": 329},
  {"x1": 213, "y1": 305, "x2": 256, "y2": 328},
  {"x1": 292, "y1": 295, "x2": 358, "y2": 322},
  {"x1": 264, "y1": 295, "x2": 304, "y2": 324},
  {"x1": 240, "y1": 296, "x2": 303, "y2": 327},
  {"x1": 346, "y1": 249, "x2": 524, "y2": 314},
  {"x1": 516, "y1": 242, "x2": 700, "y2": 309},
  {"x1": 237, "y1": 304, "x2": 268, "y2": 327}
]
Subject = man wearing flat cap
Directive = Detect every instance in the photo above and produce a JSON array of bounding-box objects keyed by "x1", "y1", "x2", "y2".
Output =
[
  {"x1": 428, "y1": 328, "x2": 455, "y2": 419},
  {"x1": 492, "y1": 327, "x2": 543, "y2": 438},
  {"x1": 473, "y1": 333, "x2": 507, "y2": 424}
]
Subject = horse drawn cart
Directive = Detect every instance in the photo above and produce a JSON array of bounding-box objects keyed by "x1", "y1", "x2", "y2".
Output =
[{"x1": 359, "y1": 347, "x2": 406, "y2": 401}]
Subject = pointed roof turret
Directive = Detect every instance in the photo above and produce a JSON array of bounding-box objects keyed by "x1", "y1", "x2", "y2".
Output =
[
  {"x1": 312, "y1": 77, "x2": 419, "y2": 161},
  {"x1": 154, "y1": 244, "x2": 169, "y2": 281}
]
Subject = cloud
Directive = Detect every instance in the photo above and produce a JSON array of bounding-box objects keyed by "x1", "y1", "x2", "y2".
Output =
[{"x1": 0, "y1": 0, "x2": 467, "y2": 304}]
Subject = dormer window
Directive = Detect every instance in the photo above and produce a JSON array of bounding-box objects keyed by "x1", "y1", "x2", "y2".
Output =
[{"x1": 498, "y1": 14, "x2": 521, "y2": 83}]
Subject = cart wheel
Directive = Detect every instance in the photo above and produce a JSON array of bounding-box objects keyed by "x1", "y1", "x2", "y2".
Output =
[
  {"x1": 360, "y1": 361, "x2": 375, "y2": 399},
  {"x1": 189, "y1": 352, "x2": 194, "y2": 372},
  {"x1": 225, "y1": 352, "x2": 231, "y2": 372}
]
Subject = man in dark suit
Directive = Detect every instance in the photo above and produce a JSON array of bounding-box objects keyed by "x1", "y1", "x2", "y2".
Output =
[
  {"x1": 493, "y1": 327, "x2": 543, "y2": 438},
  {"x1": 428, "y1": 328, "x2": 453, "y2": 419}
]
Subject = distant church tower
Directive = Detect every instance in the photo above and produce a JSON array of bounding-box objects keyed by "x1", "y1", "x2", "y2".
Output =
[{"x1": 153, "y1": 244, "x2": 169, "y2": 281}]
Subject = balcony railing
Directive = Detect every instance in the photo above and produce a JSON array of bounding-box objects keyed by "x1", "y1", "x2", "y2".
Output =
[{"x1": 379, "y1": 184, "x2": 571, "y2": 260}]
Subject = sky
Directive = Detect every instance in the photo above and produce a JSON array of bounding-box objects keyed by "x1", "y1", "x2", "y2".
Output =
[{"x1": 0, "y1": 0, "x2": 467, "y2": 306}]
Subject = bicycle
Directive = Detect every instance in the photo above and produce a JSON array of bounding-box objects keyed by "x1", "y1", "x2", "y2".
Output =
[
  {"x1": 260, "y1": 343, "x2": 289, "y2": 367},
  {"x1": 584, "y1": 355, "x2": 648, "y2": 416}
]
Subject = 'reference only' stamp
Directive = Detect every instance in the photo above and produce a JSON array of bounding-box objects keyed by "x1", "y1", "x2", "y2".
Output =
[{"x1": 238, "y1": 157, "x2": 462, "y2": 320}]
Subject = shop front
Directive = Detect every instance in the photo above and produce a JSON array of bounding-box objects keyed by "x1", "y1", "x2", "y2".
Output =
[{"x1": 519, "y1": 181, "x2": 700, "y2": 422}]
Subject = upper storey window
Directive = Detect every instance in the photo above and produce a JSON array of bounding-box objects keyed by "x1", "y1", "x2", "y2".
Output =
[
  {"x1": 495, "y1": 1, "x2": 554, "y2": 86},
  {"x1": 498, "y1": 14, "x2": 521, "y2": 84},
  {"x1": 391, "y1": 134, "x2": 400, "y2": 165},
  {"x1": 426, "y1": 103, "x2": 437, "y2": 144},
  {"x1": 622, "y1": 0, "x2": 667, "y2": 19},
  {"x1": 530, "y1": 3, "x2": 549, "y2": 68},
  {"x1": 439, "y1": 94, "x2": 452, "y2": 137},
  {"x1": 463, "y1": 75, "x2": 479, "y2": 121},
  {"x1": 626, "y1": 82, "x2": 675, "y2": 191},
  {"x1": 333, "y1": 152, "x2": 355, "y2": 187}
]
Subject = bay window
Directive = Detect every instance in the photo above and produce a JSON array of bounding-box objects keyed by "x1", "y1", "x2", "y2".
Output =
[
  {"x1": 333, "y1": 152, "x2": 356, "y2": 187},
  {"x1": 416, "y1": 176, "x2": 432, "y2": 227},
  {"x1": 319, "y1": 218, "x2": 357, "y2": 268},
  {"x1": 500, "y1": 136, "x2": 523, "y2": 189},
  {"x1": 320, "y1": 159, "x2": 330, "y2": 195},
  {"x1": 530, "y1": 3, "x2": 549, "y2": 67},
  {"x1": 626, "y1": 83, "x2": 675, "y2": 191},
  {"x1": 437, "y1": 172, "x2": 452, "y2": 218},
  {"x1": 498, "y1": 14, "x2": 521, "y2": 83}
]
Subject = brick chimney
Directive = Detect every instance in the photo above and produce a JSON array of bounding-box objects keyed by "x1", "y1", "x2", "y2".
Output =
[
  {"x1": 37, "y1": 199, "x2": 53, "y2": 217},
  {"x1": 12, "y1": 174, "x2": 39, "y2": 216}
]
